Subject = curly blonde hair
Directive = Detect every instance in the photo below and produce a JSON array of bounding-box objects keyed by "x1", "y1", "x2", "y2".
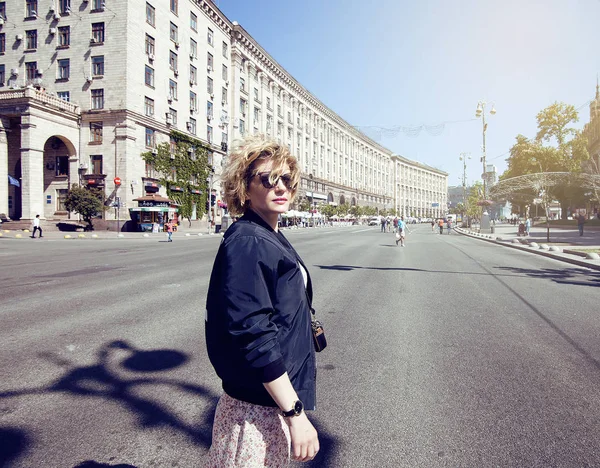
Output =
[{"x1": 222, "y1": 135, "x2": 300, "y2": 216}]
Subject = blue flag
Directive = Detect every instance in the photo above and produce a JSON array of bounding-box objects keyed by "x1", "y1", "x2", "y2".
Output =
[{"x1": 8, "y1": 175, "x2": 20, "y2": 187}]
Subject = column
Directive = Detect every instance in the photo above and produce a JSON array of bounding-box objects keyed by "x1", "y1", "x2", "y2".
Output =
[
  {"x1": 231, "y1": 50, "x2": 243, "y2": 139},
  {"x1": 0, "y1": 119, "x2": 8, "y2": 217},
  {"x1": 20, "y1": 112, "x2": 44, "y2": 220}
]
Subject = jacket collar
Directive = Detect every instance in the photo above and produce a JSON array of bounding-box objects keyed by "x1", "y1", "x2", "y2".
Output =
[{"x1": 241, "y1": 208, "x2": 276, "y2": 233}]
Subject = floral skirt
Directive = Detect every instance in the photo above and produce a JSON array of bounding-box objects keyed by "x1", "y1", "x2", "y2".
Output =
[{"x1": 204, "y1": 393, "x2": 291, "y2": 468}]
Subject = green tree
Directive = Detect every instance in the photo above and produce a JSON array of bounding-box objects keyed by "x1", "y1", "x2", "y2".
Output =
[
  {"x1": 141, "y1": 131, "x2": 209, "y2": 226},
  {"x1": 319, "y1": 204, "x2": 336, "y2": 219},
  {"x1": 466, "y1": 182, "x2": 484, "y2": 218},
  {"x1": 64, "y1": 185, "x2": 106, "y2": 231},
  {"x1": 502, "y1": 102, "x2": 589, "y2": 218},
  {"x1": 296, "y1": 198, "x2": 310, "y2": 212}
]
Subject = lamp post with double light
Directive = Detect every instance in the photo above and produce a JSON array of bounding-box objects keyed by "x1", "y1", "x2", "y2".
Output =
[{"x1": 475, "y1": 101, "x2": 496, "y2": 231}]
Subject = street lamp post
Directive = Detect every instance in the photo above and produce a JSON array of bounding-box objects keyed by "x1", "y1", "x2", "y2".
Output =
[
  {"x1": 475, "y1": 100, "x2": 496, "y2": 231},
  {"x1": 459, "y1": 152, "x2": 470, "y2": 226}
]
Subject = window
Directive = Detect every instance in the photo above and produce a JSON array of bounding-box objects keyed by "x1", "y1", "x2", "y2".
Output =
[
  {"x1": 144, "y1": 96, "x2": 154, "y2": 116},
  {"x1": 207, "y1": 77, "x2": 213, "y2": 94},
  {"x1": 266, "y1": 115, "x2": 272, "y2": 133},
  {"x1": 168, "y1": 108, "x2": 177, "y2": 125},
  {"x1": 207, "y1": 125, "x2": 212, "y2": 143},
  {"x1": 207, "y1": 52, "x2": 213, "y2": 70},
  {"x1": 57, "y1": 91, "x2": 70, "y2": 101},
  {"x1": 26, "y1": 0, "x2": 37, "y2": 18},
  {"x1": 57, "y1": 189, "x2": 68, "y2": 211},
  {"x1": 190, "y1": 12, "x2": 197, "y2": 31},
  {"x1": 206, "y1": 101, "x2": 213, "y2": 118},
  {"x1": 207, "y1": 28, "x2": 214, "y2": 46},
  {"x1": 58, "y1": 26, "x2": 70, "y2": 46},
  {"x1": 170, "y1": 22, "x2": 178, "y2": 43},
  {"x1": 90, "y1": 122, "x2": 103, "y2": 143},
  {"x1": 145, "y1": 127, "x2": 155, "y2": 147},
  {"x1": 91, "y1": 89, "x2": 104, "y2": 109},
  {"x1": 239, "y1": 119, "x2": 245, "y2": 135},
  {"x1": 0, "y1": 33, "x2": 5, "y2": 54},
  {"x1": 188, "y1": 117, "x2": 196, "y2": 135},
  {"x1": 189, "y1": 91, "x2": 197, "y2": 111},
  {"x1": 0, "y1": 65, "x2": 4, "y2": 85},
  {"x1": 240, "y1": 77, "x2": 245, "y2": 92},
  {"x1": 59, "y1": 0, "x2": 70, "y2": 14},
  {"x1": 190, "y1": 65, "x2": 197, "y2": 84},
  {"x1": 239, "y1": 98, "x2": 246, "y2": 116},
  {"x1": 92, "y1": 0, "x2": 104, "y2": 10},
  {"x1": 222, "y1": 41, "x2": 228, "y2": 58},
  {"x1": 26, "y1": 30, "x2": 37, "y2": 50},
  {"x1": 222, "y1": 64, "x2": 227, "y2": 81},
  {"x1": 221, "y1": 87, "x2": 227, "y2": 104},
  {"x1": 253, "y1": 107, "x2": 259, "y2": 125},
  {"x1": 92, "y1": 55, "x2": 104, "y2": 76},
  {"x1": 277, "y1": 104, "x2": 282, "y2": 117},
  {"x1": 56, "y1": 156, "x2": 69, "y2": 176},
  {"x1": 145, "y1": 65, "x2": 154, "y2": 87},
  {"x1": 145, "y1": 34, "x2": 155, "y2": 55},
  {"x1": 267, "y1": 97, "x2": 271, "y2": 110},
  {"x1": 25, "y1": 62, "x2": 37, "y2": 80},
  {"x1": 91, "y1": 155, "x2": 103, "y2": 174},
  {"x1": 288, "y1": 111, "x2": 292, "y2": 123},
  {"x1": 57, "y1": 59, "x2": 70, "y2": 79},
  {"x1": 0, "y1": 2, "x2": 5, "y2": 20},
  {"x1": 91, "y1": 22, "x2": 105, "y2": 43},
  {"x1": 222, "y1": 132, "x2": 227, "y2": 144},
  {"x1": 169, "y1": 51, "x2": 178, "y2": 71},
  {"x1": 168, "y1": 79, "x2": 177, "y2": 100},
  {"x1": 170, "y1": 0, "x2": 177, "y2": 14},
  {"x1": 254, "y1": 87, "x2": 259, "y2": 101},
  {"x1": 190, "y1": 38, "x2": 197, "y2": 58},
  {"x1": 146, "y1": 2, "x2": 155, "y2": 26}
]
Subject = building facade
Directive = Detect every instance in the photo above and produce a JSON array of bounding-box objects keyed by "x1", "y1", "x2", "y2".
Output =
[{"x1": 0, "y1": 0, "x2": 448, "y2": 226}]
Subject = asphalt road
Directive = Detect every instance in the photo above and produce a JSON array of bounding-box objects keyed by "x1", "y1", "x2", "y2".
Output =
[{"x1": 2, "y1": 225, "x2": 600, "y2": 467}]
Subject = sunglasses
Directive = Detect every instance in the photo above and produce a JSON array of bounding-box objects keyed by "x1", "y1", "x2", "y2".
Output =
[{"x1": 253, "y1": 172, "x2": 295, "y2": 190}]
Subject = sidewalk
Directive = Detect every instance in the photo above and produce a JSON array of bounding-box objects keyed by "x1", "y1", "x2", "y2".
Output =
[{"x1": 456, "y1": 223, "x2": 600, "y2": 271}]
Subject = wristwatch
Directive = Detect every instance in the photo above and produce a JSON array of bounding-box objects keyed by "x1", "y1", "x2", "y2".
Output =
[{"x1": 282, "y1": 400, "x2": 304, "y2": 417}]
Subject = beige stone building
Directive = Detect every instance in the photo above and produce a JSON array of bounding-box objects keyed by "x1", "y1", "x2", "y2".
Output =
[{"x1": 0, "y1": 0, "x2": 447, "y2": 228}]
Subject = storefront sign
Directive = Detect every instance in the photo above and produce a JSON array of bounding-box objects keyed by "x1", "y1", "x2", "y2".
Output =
[{"x1": 139, "y1": 201, "x2": 169, "y2": 208}]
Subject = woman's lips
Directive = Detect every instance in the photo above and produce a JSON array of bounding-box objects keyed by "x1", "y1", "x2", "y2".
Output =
[{"x1": 273, "y1": 198, "x2": 288, "y2": 204}]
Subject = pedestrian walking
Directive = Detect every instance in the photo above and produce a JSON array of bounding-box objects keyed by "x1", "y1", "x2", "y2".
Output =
[
  {"x1": 525, "y1": 217, "x2": 531, "y2": 236},
  {"x1": 393, "y1": 217, "x2": 398, "y2": 233},
  {"x1": 31, "y1": 215, "x2": 43, "y2": 238},
  {"x1": 205, "y1": 135, "x2": 320, "y2": 467},
  {"x1": 395, "y1": 215, "x2": 411, "y2": 247},
  {"x1": 438, "y1": 218, "x2": 444, "y2": 235},
  {"x1": 166, "y1": 221, "x2": 173, "y2": 242},
  {"x1": 577, "y1": 212, "x2": 586, "y2": 236},
  {"x1": 381, "y1": 218, "x2": 386, "y2": 233},
  {"x1": 447, "y1": 219, "x2": 452, "y2": 234},
  {"x1": 431, "y1": 220, "x2": 435, "y2": 231}
]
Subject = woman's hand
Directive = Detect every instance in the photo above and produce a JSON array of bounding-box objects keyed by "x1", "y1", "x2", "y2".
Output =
[{"x1": 285, "y1": 412, "x2": 319, "y2": 462}]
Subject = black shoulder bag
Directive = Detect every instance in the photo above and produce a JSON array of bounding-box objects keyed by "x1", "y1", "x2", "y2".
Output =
[{"x1": 304, "y1": 288, "x2": 327, "y2": 352}]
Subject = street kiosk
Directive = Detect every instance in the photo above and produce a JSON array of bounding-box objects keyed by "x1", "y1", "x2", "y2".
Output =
[{"x1": 129, "y1": 194, "x2": 179, "y2": 232}]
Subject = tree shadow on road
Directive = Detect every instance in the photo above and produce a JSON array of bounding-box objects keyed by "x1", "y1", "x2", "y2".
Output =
[
  {"x1": 0, "y1": 340, "x2": 217, "y2": 467},
  {"x1": 0, "y1": 340, "x2": 341, "y2": 467},
  {"x1": 496, "y1": 266, "x2": 600, "y2": 288}
]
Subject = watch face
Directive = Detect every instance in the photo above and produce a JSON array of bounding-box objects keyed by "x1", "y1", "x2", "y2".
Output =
[{"x1": 294, "y1": 400, "x2": 304, "y2": 414}]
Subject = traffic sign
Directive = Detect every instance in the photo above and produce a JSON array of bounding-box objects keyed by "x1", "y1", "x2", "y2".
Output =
[{"x1": 114, "y1": 177, "x2": 122, "y2": 186}]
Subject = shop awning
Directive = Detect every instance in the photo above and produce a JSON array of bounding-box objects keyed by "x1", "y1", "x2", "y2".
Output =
[{"x1": 129, "y1": 207, "x2": 178, "y2": 213}]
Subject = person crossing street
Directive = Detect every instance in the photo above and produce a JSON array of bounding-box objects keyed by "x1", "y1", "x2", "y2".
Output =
[
  {"x1": 395, "y1": 216, "x2": 411, "y2": 247},
  {"x1": 31, "y1": 215, "x2": 43, "y2": 238}
]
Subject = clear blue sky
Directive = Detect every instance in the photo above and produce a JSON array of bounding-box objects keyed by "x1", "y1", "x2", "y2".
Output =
[{"x1": 215, "y1": 0, "x2": 600, "y2": 188}]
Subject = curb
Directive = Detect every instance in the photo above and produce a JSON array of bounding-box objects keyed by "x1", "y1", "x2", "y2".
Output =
[{"x1": 455, "y1": 228, "x2": 600, "y2": 272}]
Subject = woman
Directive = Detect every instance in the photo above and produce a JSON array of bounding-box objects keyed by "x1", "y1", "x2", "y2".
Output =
[{"x1": 205, "y1": 136, "x2": 320, "y2": 467}]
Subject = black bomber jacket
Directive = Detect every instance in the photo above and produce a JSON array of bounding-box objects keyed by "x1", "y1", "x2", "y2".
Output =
[{"x1": 205, "y1": 209, "x2": 317, "y2": 409}]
